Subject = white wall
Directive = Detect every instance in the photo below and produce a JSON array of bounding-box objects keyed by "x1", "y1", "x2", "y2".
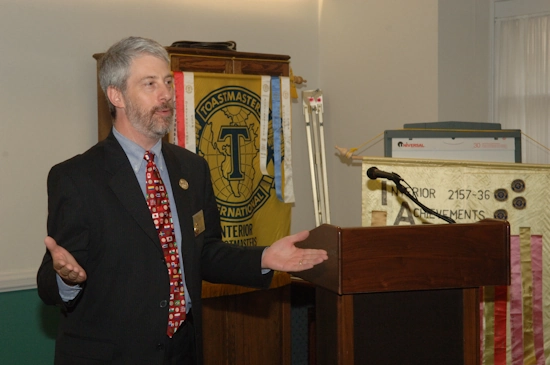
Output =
[
  {"x1": 438, "y1": 0, "x2": 491, "y2": 122},
  {"x1": 317, "y1": 0, "x2": 491, "y2": 228},
  {"x1": 319, "y1": 0, "x2": 440, "y2": 227},
  {"x1": 0, "y1": 0, "x2": 491, "y2": 290}
]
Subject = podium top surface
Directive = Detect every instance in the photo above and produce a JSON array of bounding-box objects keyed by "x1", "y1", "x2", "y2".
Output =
[{"x1": 294, "y1": 219, "x2": 510, "y2": 295}]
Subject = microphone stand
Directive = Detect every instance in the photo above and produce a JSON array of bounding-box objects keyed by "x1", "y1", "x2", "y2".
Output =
[{"x1": 393, "y1": 180, "x2": 456, "y2": 224}]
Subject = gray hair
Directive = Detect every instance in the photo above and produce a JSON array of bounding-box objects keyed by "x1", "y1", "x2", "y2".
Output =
[{"x1": 98, "y1": 36, "x2": 170, "y2": 119}]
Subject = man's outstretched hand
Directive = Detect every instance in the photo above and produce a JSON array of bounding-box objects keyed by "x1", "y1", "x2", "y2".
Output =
[
  {"x1": 261, "y1": 230, "x2": 328, "y2": 272},
  {"x1": 44, "y1": 236, "x2": 87, "y2": 285}
]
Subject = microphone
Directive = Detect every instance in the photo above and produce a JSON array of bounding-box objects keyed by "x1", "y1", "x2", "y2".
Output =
[
  {"x1": 366, "y1": 166, "x2": 455, "y2": 223},
  {"x1": 366, "y1": 166, "x2": 402, "y2": 182}
]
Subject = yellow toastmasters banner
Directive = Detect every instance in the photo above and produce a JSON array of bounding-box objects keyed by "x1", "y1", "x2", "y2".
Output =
[
  {"x1": 362, "y1": 157, "x2": 550, "y2": 365},
  {"x1": 173, "y1": 72, "x2": 291, "y2": 247}
]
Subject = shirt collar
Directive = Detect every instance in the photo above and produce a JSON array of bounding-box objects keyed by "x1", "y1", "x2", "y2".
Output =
[{"x1": 112, "y1": 127, "x2": 164, "y2": 173}]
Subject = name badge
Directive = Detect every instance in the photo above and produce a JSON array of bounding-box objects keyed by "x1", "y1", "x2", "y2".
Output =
[{"x1": 192, "y1": 210, "x2": 205, "y2": 236}]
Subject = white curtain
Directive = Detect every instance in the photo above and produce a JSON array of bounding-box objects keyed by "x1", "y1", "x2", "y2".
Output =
[{"x1": 494, "y1": 14, "x2": 550, "y2": 164}]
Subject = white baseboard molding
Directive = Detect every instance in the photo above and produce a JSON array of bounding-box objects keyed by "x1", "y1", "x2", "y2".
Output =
[{"x1": 0, "y1": 269, "x2": 37, "y2": 293}]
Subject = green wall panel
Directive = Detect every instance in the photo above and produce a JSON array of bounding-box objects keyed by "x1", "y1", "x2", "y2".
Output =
[{"x1": 0, "y1": 289, "x2": 57, "y2": 364}]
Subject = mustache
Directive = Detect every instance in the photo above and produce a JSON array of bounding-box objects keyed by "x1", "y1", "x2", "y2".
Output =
[{"x1": 151, "y1": 101, "x2": 175, "y2": 114}]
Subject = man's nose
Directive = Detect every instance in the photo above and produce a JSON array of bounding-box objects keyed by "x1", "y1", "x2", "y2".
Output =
[{"x1": 159, "y1": 83, "x2": 173, "y2": 102}]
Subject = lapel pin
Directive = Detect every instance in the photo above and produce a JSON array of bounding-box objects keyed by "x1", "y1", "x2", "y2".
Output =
[{"x1": 179, "y1": 179, "x2": 189, "y2": 190}]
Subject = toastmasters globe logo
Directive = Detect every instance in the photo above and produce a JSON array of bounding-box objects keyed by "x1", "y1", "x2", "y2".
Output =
[{"x1": 195, "y1": 86, "x2": 274, "y2": 223}]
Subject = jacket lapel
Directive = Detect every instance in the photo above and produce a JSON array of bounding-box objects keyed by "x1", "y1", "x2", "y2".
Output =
[
  {"x1": 103, "y1": 133, "x2": 161, "y2": 249},
  {"x1": 162, "y1": 145, "x2": 195, "y2": 257}
]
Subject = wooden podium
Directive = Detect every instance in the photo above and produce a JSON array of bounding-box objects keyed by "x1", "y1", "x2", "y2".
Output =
[{"x1": 293, "y1": 219, "x2": 510, "y2": 365}]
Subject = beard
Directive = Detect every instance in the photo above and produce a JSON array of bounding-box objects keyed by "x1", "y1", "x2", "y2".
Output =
[{"x1": 125, "y1": 97, "x2": 175, "y2": 140}]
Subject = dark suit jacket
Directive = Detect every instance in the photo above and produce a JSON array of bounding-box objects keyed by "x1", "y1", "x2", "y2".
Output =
[{"x1": 37, "y1": 132, "x2": 273, "y2": 365}]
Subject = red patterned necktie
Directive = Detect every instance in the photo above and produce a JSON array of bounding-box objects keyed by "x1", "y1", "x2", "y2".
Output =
[{"x1": 144, "y1": 151, "x2": 186, "y2": 337}]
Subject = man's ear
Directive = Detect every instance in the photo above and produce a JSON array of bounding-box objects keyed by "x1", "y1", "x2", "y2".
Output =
[{"x1": 107, "y1": 86, "x2": 125, "y2": 109}]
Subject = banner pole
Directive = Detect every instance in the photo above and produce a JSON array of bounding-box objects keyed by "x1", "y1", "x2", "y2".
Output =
[
  {"x1": 303, "y1": 89, "x2": 330, "y2": 225},
  {"x1": 303, "y1": 94, "x2": 321, "y2": 226},
  {"x1": 316, "y1": 95, "x2": 331, "y2": 224}
]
